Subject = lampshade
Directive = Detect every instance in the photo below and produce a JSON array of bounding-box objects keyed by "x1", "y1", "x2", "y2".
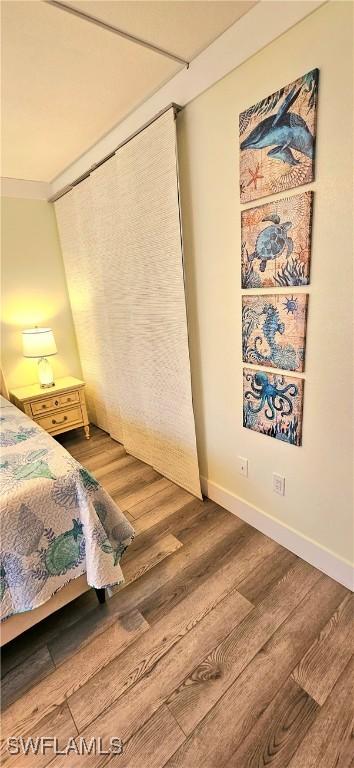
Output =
[{"x1": 22, "y1": 328, "x2": 57, "y2": 358}]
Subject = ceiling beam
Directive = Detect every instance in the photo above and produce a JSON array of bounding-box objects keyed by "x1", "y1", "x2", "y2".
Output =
[{"x1": 44, "y1": 0, "x2": 189, "y2": 68}]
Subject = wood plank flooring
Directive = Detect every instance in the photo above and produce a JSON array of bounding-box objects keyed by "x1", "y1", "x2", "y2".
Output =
[{"x1": 1, "y1": 426, "x2": 353, "y2": 768}]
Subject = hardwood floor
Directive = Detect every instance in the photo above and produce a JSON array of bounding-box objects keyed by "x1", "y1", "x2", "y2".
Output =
[{"x1": 1, "y1": 426, "x2": 353, "y2": 768}]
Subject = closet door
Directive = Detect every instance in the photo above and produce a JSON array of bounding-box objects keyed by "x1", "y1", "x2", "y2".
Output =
[
  {"x1": 56, "y1": 108, "x2": 201, "y2": 498},
  {"x1": 86, "y1": 157, "x2": 124, "y2": 443},
  {"x1": 55, "y1": 180, "x2": 110, "y2": 431},
  {"x1": 113, "y1": 109, "x2": 201, "y2": 496}
]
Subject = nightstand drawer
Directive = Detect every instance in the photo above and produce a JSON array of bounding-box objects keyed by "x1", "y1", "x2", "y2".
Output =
[
  {"x1": 57, "y1": 391, "x2": 80, "y2": 408},
  {"x1": 35, "y1": 405, "x2": 82, "y2": 431},
  {"x1": 31, "y1": 390, "x2": 80, "y2": 415}
]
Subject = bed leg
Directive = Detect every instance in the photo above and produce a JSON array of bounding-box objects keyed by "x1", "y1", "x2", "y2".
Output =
[{"x1": 95, "y1": 588, "x2": 106, "y2": 604}]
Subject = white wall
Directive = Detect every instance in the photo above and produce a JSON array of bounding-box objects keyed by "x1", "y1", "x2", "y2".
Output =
[
  {"x1": 1, "y1": 196, "x2": 82, "y2": 388},
  {"x1": 177, "y1": 2, "x2": 353, "y2": 573}
]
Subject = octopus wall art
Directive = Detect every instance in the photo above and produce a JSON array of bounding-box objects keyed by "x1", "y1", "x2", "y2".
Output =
[
  {"x1": 239, "y1": 69, "x2": 319, "y2": 204},
  {"x1": 243, "y1": 368, "x2": 304, "y2": 446}
]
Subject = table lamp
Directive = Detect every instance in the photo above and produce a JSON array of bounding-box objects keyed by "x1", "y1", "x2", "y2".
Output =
[{"x1": 22, "y1": 327, "x2": 57, "y2": 388}]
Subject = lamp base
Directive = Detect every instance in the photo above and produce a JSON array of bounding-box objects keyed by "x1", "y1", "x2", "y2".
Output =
[{"x1": 38, "y1": 357, "x2": 55, "y2": 388}]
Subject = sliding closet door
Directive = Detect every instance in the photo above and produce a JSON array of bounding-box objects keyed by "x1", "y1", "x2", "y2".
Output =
[
  {"x1": 85, "y1": 157, "x2": 124, "y2": 443},
  {"x1": 113, "y1": 109, "x2": 201, "y2": 496},
  {"x1": 55, "y1": 181, "x2": 110, "y2": 431},
  {"x1": 95, "y1": 153, "x2": 156, "y2": 466},
  {"x1": 55, "y1": 108, "x2": 201, "y2": 498}
]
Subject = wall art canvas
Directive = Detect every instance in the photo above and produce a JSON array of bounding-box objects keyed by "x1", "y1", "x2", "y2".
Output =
[
  {"x1": 241, "y1": 191, "x2": 313, "y2": 288},
  {"x1": 243, "y1": 367, "x2": 304, "y2": 446},
  {"x1": 242, "y1": 294, "x2": 308, "y2": 372},
  {"x1": 239, "y1": 69, "x2": 319, "y2": 203}
]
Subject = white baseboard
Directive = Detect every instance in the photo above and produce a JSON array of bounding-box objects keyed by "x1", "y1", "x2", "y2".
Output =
[{"x1": 201, "y1": 476, "x2": 353, "y2": 591}]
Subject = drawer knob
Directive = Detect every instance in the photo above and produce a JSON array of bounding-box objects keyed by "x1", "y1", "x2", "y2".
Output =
[
  {"x1": 42, "y1": 404, "x2": 47, "y2": 409},
  {"x1": 55, "y1": 399, "x2": 59, "y2": 406},
  {"x1": 52, "y1": 416, "x2": 68, "y2": 425}
]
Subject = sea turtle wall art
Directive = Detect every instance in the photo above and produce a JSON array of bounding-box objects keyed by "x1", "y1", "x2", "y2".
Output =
[
  {"x1": 242, "y1": 294, "x2": 308, "y2": 372},
  {"x1": 241, "y1": 192, "x2": 313, "y2": 288},
  {"x1": 243, "y1": 368, "x2": 304, "y2": 446},
  {"x1": 239, "y1": 69, "x2": 319, "y2": 203}
]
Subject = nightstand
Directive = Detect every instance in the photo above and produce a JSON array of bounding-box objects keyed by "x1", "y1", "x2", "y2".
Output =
[{"x1": 10, "y1": 376, "x2": 90, "y2": 439}]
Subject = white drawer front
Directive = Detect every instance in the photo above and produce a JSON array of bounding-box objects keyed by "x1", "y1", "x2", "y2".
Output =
[
  {"x1": 31, "y1": 390, "x2": 80, "y2": 415},
  {"x1": 35, "y1": 405, "x2": 83, "y2": 431},
  {"x1": 58, "y1": 391, "x2": 80, "y2": 408}
]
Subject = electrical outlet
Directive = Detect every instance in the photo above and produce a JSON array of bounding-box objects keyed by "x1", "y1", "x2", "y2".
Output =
[
  {"x1": 238, "y1": 456, "x2": 248, "y2": 477},
  {"x1": 273, "y1": 473, "x2": 285, "y2": 496}
]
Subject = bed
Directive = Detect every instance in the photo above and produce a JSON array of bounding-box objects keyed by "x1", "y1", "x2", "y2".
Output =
[{"x1": 0, "y1": 395, "x2": 135, "y2": 644}]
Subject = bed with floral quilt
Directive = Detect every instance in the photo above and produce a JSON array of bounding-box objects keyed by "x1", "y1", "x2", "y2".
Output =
[{"x1": 0, "y1": 395, "x2": 135, "y2": 623}]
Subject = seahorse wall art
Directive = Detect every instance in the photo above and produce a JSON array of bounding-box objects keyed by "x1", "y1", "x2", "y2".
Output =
[
  {"x1": 241, "y1": 191, "x2": 313, "y2": 288},
  {"x1": 239, "y1": 69, "x2": 319, "y2": 203},
  {"x1": 242, "y1": 294, "x2": 308, "y2": 372},
  {"x1": 243, "y1": 368, "x2": 304, "y2": 446}
]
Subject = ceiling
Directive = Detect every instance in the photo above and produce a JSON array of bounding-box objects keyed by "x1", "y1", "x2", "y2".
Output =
[{"x1": 1, "y1": 0, "x2": 256, "y2": 182}]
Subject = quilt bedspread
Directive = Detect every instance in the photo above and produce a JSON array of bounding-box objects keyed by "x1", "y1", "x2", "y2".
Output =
[{"x1": 0, "y1": 396, "x2": 135, "y2": 621}]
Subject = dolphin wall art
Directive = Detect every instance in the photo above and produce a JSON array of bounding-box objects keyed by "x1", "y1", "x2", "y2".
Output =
[{"x1": 239, "y1": 69, "x2": 319, "y2": 203}]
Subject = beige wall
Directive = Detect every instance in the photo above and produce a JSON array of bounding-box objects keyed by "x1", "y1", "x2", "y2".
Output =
[
  {"x1": 178, "y1": 2, "x2": 353, "y2": 565},
  {"x1": 1, "y1": 196, "x2": 82, "y2": 389}
]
